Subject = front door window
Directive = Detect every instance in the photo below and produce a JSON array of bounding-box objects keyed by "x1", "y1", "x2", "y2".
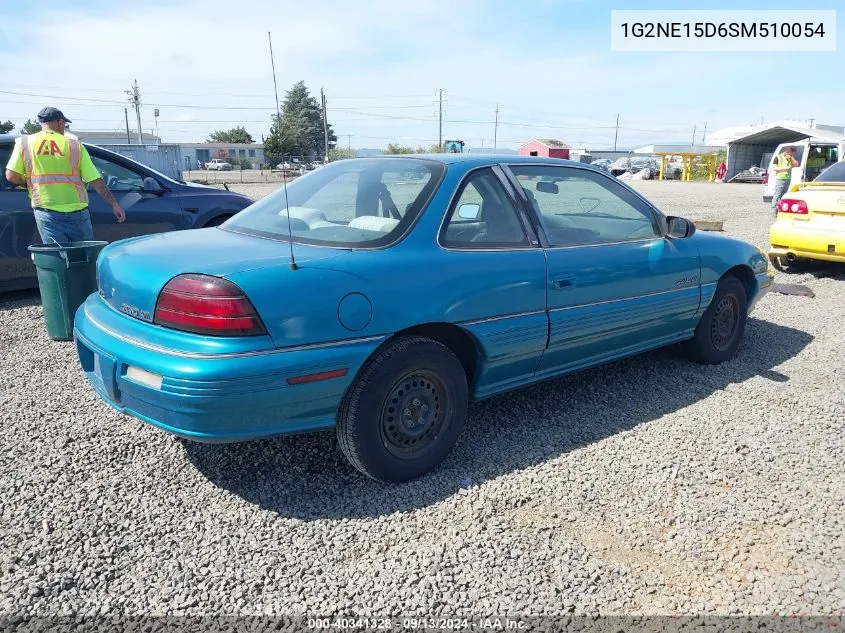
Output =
[
  {"x1": 509, "y1": 165, "x2": 660, "y2": 246},
  {"x1": 90, "y1": 156, "x2": 144, "y2": 191}
]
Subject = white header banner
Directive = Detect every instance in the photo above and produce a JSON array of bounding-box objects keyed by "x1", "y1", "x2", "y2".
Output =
[{"x1": 610, "y1": 10, "x2": 836, "y2": 52}]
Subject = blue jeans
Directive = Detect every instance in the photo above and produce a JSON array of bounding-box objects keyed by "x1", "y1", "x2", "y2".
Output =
[
  {"x1": 771, "y1": 178, "x2": 792, "y2": 214},
  {"x1": 33, "y1": 207, "x2": 94, "y2": 244}
]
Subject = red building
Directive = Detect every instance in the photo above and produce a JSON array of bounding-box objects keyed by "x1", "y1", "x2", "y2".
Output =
[{"x1": 518, "y1": 139, "x2": 570, "y2": 159}]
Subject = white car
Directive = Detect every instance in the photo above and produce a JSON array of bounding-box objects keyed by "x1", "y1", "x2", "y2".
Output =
[
  {"x1": 206, "y1": 159, "x2": 233, "y2": 171},
  {"x1": 763, "y1": 140, "x2": 844, "y2": 202}
]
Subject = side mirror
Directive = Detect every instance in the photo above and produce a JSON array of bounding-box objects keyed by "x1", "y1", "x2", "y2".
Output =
[
  {"x1": 667, "y1": 216, "x2": 696, "y2": 239},
  {"x1": 457, "y1": 203, "x2": 481, "y2": 220},
  {"x1": 536, "y1": 180, "x2": 559, "y2": 194},
  {"x1": 142, "y1": 177, "x2": 164, "y2": 194}
]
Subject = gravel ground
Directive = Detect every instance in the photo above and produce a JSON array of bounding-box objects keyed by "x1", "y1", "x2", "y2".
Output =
[{"x1": 1, "y1": 181, "x2": 844, "y2": 619}]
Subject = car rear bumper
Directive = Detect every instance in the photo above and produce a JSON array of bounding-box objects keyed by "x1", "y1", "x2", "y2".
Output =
[
  {"x1": 768, "y1": 246, "x2": 845, "y2": 264},
  {"x1": 770, "y1": 222, "x2": 845, "y2": 263},
  {"x1": 74, "y1": 295, "x2": 383, "y2": 442}
]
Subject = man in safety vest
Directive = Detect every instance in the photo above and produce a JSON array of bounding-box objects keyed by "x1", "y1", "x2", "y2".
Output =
[
  {"x1": 771, "y1": 146, "x2": 799, "y2": 216},
  {"x1": 4, "y1": 107, "x2": 126, "y2": 244}
]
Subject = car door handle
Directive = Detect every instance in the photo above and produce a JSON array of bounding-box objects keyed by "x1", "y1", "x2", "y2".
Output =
[{"x1": 552, "y1": 276, "x2": 575, "y2": 289}]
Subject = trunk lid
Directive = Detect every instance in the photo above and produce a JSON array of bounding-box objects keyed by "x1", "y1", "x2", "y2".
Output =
[
  {"x1": 96, "y1": 228, "x2": 349, "y2": 321},
  {"x1": 794, "y1": 183, "x2": 845, "y2": 230}
]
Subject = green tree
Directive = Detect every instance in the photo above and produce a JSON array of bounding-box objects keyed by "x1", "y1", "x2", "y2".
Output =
[
  {"x1": 208, "y1": 126, "x2": 254, "y2": 144},
  {"x1": 0, "y1": 120, "x2": 14, "y2": 134},
  {"x1": 385, "y1": 143, "x2": 426, "y2": 154},
  {"x1": 328, "y1": 147, "x2": 356, "y2": 161},
  {"x1": 264, "y1": 81, "x2": 336, "y2": 162},
  {"x1": 20, "y1": 119, "x2": 40, "y2": 134},
  {"x1": 263, "y1": 114, "x2": 296, "y2": 163}
]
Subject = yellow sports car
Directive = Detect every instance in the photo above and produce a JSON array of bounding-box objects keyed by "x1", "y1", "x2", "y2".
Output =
[{"x1": 769, "y1": 161, "x2": 845, "y2": 271}]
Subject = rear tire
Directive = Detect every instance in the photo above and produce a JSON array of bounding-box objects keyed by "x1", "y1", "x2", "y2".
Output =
[
  {"x1": 686, "y1": 276, "x2": 748, "y2": 365},
  {"x1": 336, "y1": 336, "x2": 468, "y2": 482}
]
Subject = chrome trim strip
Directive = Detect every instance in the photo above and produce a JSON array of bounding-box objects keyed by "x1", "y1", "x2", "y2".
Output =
[
  {"x1": 463, "y1": 309, "x2": 547, "y2": 326},
  {"x1": 82, "y1": 306, "x2": 386, "y2": 359},
  {"x1": 549, "y1": 285, "x2": 698, "y2": 313},
  {"x1": 544, "y1": 237, "x2": 663, "y2": 251}
]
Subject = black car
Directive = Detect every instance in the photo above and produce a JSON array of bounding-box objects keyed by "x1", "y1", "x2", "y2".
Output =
[{"x1": 0, "y1": 134, "x2": 253, "y2": 291}]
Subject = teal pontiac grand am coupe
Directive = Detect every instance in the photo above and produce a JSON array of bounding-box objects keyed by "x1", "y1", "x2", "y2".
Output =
[{"x1": 74, "y1": 155, "x2": 773, "y2": 482}]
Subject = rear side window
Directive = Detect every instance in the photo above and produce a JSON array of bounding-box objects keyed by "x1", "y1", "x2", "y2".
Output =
[
  {"x1": 441, "y1": 168, "x2": 530, "y2": 248},
  {"x1": 814, "y1": 161, "x2": 845, "y2": 182}
]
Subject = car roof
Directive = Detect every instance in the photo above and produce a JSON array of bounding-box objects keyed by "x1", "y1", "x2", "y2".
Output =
[{"x1": 358, "y1": 153, "x2": 582, "y2": 168}]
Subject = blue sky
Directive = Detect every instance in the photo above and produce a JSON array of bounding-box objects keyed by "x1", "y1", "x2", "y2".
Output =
[{"x1": 0, "y1": 0, "x2": 841, "y2": 149}]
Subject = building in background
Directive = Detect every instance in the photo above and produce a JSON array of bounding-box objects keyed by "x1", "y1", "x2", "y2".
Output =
[
  {"x1": 73, "y1": 130, "x2": 161, "y2": 146},
  {"x1": 178, "y1": 143, "x2": 266, "y2": 169},
  {"x1": 518, "y1": 139, "x2": 570, "y2": 159},
  {"x1": 724, "y1": 122, "x2": 845, "y2": 181}
]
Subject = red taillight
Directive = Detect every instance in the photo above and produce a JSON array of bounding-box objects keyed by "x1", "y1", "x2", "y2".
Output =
[
  {"x1": 777, "y1": 198, "x2": 808, "y2": 215},
  {"x1": 154, "y1": 274, "x2": 266, "y2": 336}
]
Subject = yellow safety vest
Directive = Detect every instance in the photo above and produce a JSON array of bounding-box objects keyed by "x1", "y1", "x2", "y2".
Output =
[
  {"x1": 775, "y1": 153, "x2": 793, "y2": 181},
  {"x1": 18, "y1": 131, "x2": 89, "y2": 212}
]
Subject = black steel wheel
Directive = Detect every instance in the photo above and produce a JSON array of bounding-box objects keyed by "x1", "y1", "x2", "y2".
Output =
[
  {"x1": 380, "y1": 370, "x2": 450, "y2": 460},
  {"x1": 710, "y1": 294, "x2": 741, "y2": 352},
  {"x1": 336, "y1": 336, "x2": 468, "y2": 482},
  {"x1": 686, "y1": 275, "x2": 748, "y2": 364}
]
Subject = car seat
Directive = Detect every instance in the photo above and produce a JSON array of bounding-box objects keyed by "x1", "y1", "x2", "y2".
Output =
[{"x1": 470, "y1": 201, "x2": 524, "y2": 244}]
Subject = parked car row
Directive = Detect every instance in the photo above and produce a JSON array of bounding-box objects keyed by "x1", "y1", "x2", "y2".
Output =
[
  {"x1": 0, "y1": 134, "x2": 253, "y2": 291},
  {"x1": 276, "y1": 160, "x2": 324, "y2": 172}
]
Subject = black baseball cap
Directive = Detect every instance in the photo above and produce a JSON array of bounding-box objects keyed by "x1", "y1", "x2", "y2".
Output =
[{"x1": 37, "y1": 107, "x2": 71, "y2": 123}]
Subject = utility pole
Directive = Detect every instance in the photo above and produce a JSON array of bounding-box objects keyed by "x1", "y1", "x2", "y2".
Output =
[
  {"x1": 438, "y1": 89, "x2": 443, "y2": 152},
  {"x1": 345, "y1": 134, "x2": 351, "y2": 151},
  {"x1": 613, "y1": 113, "x2": 620, "y2": 151},
  {"x1": 494, "y1": 104, "x2": 499, "y2": 151},
  {"x1": 691, "y1": 123, "x2": 697, "y2": 146},
  {"x1": 701, "y1": 120, "x2": 707, "y2": 145},
  {"x1": 124, "y1": 108, "x2": 130, "y2": 143},
  {"x1": 125, "y1": 79, "x2": 142, "y2": 144},
  {"x1": 154, "y1": 108, "x2": 160, "y2": 142},
  {"x1": 321, "y1": 88, "x2": 329, "y2": 162}
]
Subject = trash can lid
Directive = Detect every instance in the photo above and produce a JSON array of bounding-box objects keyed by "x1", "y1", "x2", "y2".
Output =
[{"x1": 28, "y1": 241, "x2": 109, "y2": 253}]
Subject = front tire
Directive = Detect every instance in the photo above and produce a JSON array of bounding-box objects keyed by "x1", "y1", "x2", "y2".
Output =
[
  {"x1": 686, "y1": 276, "x2": 748, "y2": 364},
  {"x1": 336, "y1": 336, "x2": 468, "y2": 482}
]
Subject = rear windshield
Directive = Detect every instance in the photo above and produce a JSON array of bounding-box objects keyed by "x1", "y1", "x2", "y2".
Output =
[
  {"x1": 222, "y1": 158, "x2": 444, "y2": 247},
  {"x1": 814, "y1": 161, "x2": 845, "y2": 182}
]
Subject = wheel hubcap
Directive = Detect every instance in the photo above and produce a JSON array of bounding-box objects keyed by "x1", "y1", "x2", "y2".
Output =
[
  {"x1": 711, "y1": 295, "x2": 739, "y2": 352},
  {"x1": 381, "y1": 371, "x2": 445, "y2": 458}
]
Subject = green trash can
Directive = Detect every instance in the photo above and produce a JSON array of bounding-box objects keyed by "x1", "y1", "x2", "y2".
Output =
[{"x1": 28, "y1": 241, "x2": 108, "y2": 341}]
